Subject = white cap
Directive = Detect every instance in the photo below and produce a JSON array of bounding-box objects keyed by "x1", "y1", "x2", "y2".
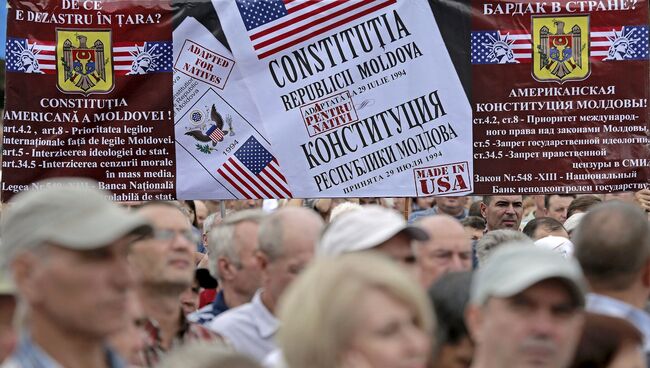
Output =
[
  {"x1": 471, "y1": 245, "x2": 586, "y2": 306},
  {"x1": 535, "y1": 235, "x2": 574, "y2": 258},
  {"x1": 564, "y1": 212, "x2": 585, "y2": 233},
  {"x1": 318, "y1": 205, "x2": 429, "y2": 256}
]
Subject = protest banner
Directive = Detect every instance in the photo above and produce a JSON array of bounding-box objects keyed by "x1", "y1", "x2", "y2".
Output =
[
  {"x1": 1, "y1": 0, "x2": 648, "y2": 200},
  {"x1": 472, "y1": 0, "x2": 650, "y2": 195}
]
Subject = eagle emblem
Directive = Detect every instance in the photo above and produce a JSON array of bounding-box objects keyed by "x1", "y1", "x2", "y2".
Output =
[
  {"x1": 532, "y1": 16, "x2": 590, "y2": 83},
  {"x1": 56, "y1": 29, "x2": 113, "y2": 95},
  {"x1": 185, "y1": 104, "x2": 235, "y2": 154}
]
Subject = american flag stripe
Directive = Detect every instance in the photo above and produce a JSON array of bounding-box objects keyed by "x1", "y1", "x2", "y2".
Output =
[
  {"x1": 217, "y1": 157, "x2": 293, "y2": 199},
  {"x1": 218, "y1": 164, "x2": 257, "y2": 199},
  {"x1": 209, "y1": 128, "x2": 224, "y2": 142},
  {"x1": 230, "y1": 159, "x2": 274, "y2": 198},
  {"x1": 473, "y1": 26, "x2": 645, "y2": 64},
  {"x1": 251, "y1": 0, "x2": 396, "y2": 59},
  {"x1": 6, "y1": 39, "x2": 170, "y2": 74}
]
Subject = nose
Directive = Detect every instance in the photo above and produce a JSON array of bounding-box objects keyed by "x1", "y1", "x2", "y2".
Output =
[
  {"x1": 171, "y1": 232, "x2": 195, "y2": 253},
  {"x1": 449, "y1": 253, "x2": 464, "y2": 272},
  {"x1": 530, "y1": 310, "x2": 556, "y2": 337}
]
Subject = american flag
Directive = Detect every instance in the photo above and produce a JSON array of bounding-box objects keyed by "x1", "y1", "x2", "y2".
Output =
[
  {"x1": 206, "y1": 125, "x2": 225, "y2": 142},
  {"x1": 5, "y1": 38, "x2": 173, "y2": 74},
  {"x1": 471, "y1": 26, "x2": 649, "y2": 64},
  {"x1": 236, "y1": 0, "x2": 396, "y2": 60},
  {"x1": 217, "y1": 136, "x2": 293, "y2": 198}
]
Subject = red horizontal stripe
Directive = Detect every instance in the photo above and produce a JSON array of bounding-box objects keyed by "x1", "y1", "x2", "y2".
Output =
[
  {"x1": 287, "y1": 0, "x2": 325, "y2": 14},
  {"x1": 258, "y1": 0, "x2": 396, "y2": 59},
  {"x1": 254, "y1": 0, "x2": 367, "y2": 51},
  {"x1": 250, "y1": 0, "x2": 351, "y2": 41}
]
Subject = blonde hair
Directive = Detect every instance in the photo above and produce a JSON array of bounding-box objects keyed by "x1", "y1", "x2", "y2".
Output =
[{"x1": 277, "y1": 252, "x2": 434, "y2": 368}]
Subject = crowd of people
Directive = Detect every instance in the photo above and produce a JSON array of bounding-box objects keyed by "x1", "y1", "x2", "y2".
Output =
[{"x1": 1, "y1": 178, "x2": 650, "y2": 368}]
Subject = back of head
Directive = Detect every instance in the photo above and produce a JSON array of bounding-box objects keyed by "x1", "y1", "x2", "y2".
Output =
[
  {"x1": 157, "y1": 342, "x2": 261, "y2": 368},
  {"x1": 258, "y1": 207, "x2": 324, "y2": 261},
  {"x1": 207, "y1": 209, "x2": 266, "y2": 278},
  {"x1": 522, "y1": 217, "x2": 567, "y2": 240},
  {"x1": 278, "y1": 253, "x2": 433, "y2": 368},
  {"x1": 567, "y1": 195, "x2": 602, "y2": 219},
  {"x1": 475, "y1": 229, "x2": 531, "y2": 267},
  {"x1": 573, "y1": 201, "x2": 650, "y2": 290},
  {"x1": 428, "y1": 271, "x2": 472, "y2": 347}
]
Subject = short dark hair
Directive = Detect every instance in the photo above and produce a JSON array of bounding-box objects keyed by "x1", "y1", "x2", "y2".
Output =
[
  {"x1": 573, "y1": 202, "x2": 650, "y2": 290},
  {"x1": 428, "y1": 271, "x2": 473, "y2": 347},
  {"x1": 567, "y1": 195, "x2": 602, "y2": 219},
  {"x1": 522, "y1": 217, "x2": 565, "y2": 238},
  {"x1": 461, "y1": 216, "x2": 486, "y2": 231},
  {"x1": 544, "y1": 194, "x2": 577, "y2": 209},
  {"x1": 469, "y1": 201, "x2": 483, "y2": 217}
]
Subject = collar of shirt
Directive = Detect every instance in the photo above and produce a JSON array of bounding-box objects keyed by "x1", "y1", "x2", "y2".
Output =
[
  {"x1": 212, "y1": 290, "x2": 229, "y2": 315},
  {"x1": 587, "y1": 292, "x2": 650, "y2": 351},
  {"x1": 251, "y1": 289, "x2": 279, "y2": 338},
  {"x1": 9, "y1": 333, "x2": 125, "y2": 368}
]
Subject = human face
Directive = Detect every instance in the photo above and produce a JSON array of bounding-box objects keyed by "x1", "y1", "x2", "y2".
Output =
[
  {"x1": 416, "y1": 221, "x2": 472, "y2": 288},
  {"x1": 263, "y1": 237, "x2": 315, "y2": 307},
  {"x1": 232, "y1": 221, "x2": 262, "y2": 299},
  {"x1": 480, "y1": 196, "x2": 523, "y2": 231},
  {"x1": 467, "y1": 279, "x2": 584, "y2": 368},
  {"x1": 131, "y1": 205, "x2": 195, "y2": 288},
  {"x1": 109, "y1": 292, "x2": 148, "y2": 366},
  {"x1": 431, "y1": 336, "x2": 473, "y2": 368},
  {"x1": 345, "y1": 288, "x2": 430, "y2": 368},
  {"x1": 194, "y1": 200, "x2": 209, "y2": 230},
  {"x1": 179, "y1": 280, "x2": 200, "y2": 316},
  {"x1": 436, "y1": 197, "x2": 466, "y2": 217},
  {"x1": 544, "y1": 196, "x2": 573, "y2": 223},
  {"x1": 25, "y1": 239, "x2": 135, "y2": 339}
]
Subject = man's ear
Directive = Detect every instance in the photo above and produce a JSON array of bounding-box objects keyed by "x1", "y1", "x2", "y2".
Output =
[
  {"x1": 641, "y1": 258, "x2": 650, "y2": 288},
  {"x1": 255, "y1": 250, "x2": 269, "y2": 271},
  {"x1": 464, "y1": 304, "x2": 484, "y2": 344},
  {"x1": 217, "y1": 257, "x2": 235, "y2": 281},
  {"x1": 480, "y1": 203, "x2": 488, "y2": 219}
]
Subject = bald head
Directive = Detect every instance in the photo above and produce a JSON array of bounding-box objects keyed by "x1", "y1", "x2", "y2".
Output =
[
  {"x1": 415, "y1": 215, "x2": 472, "y2": 287},
  {"x1": 257, "y1": 207, "x2": 325, "y2": 312}
]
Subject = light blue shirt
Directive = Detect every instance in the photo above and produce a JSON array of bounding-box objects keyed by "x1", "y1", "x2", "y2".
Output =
[
  {"x1": 2, "y1": 333, "x2": 125, "y2": 368},
  {"x1": 587, "y1": 293, "x2": 650, "y2": 353},
  {"x1": 206, "y1": 289, "x2": 279, "y2": 362}
]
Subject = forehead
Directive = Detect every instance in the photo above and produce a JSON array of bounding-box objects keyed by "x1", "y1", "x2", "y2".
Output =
[
  {"x1": 548, "y1": 195, "x2": 573, "y2": 207},
  {"x1": 489, "y1": 196, "x2": 523, "y2": 206},
  {"x1": 137, "y1": 205, "x2": 189, "y2": 228}
]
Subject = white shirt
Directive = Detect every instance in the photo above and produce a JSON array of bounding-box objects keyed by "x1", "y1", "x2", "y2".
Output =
[{"x1": 206, "y1": 289, "x2": 279, "y2": 362}]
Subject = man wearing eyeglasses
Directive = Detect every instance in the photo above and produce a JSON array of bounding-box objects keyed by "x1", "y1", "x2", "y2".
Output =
[{"x1": 129, "y1": 202, "x2": 221, "y2": 367}]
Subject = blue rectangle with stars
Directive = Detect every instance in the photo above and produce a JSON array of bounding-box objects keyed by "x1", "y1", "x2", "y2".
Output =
[{"x1": 236, "y1": 0, "x2": 288, "y2": 32}]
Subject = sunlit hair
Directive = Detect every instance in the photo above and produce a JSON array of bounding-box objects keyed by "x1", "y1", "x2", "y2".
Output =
[{"x1": 278, "y1": 252, "x2": 435, "y2": 368}]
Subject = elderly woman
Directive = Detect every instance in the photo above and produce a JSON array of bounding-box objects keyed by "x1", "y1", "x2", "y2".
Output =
[{"x1": 277, "y1": 253, "x2": 434, "y2": 368}]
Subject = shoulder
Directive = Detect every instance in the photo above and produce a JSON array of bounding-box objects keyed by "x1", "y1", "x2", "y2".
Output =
[{"x1": 206, "y1": 303, "x2": 255, "y2": 332}]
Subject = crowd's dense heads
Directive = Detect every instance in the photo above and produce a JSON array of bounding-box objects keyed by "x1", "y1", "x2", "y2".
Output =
[{"x1": 1, "y1": 181, "x2": 650, "y2": 368}]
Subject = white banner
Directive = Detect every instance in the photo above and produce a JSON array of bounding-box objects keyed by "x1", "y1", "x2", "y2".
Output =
[{"x1": 213, "y1": 0, "x2": 474, "y2": 197}]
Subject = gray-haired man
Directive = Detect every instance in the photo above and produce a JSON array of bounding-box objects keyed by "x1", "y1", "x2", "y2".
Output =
[{"x1": 1, "y1": 179, "x2": 152, "y2": 368}]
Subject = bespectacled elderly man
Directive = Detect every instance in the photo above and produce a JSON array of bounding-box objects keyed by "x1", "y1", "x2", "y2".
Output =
[
  {"x1": 129, "y1": 202, "x2": 222, "y2": 367},
  {"x1": 465, "y1": 244, "x2": 587, "y2": 368},
  {"x1": 1, "y1": 178, "x2": 152, "y2": 368}
]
